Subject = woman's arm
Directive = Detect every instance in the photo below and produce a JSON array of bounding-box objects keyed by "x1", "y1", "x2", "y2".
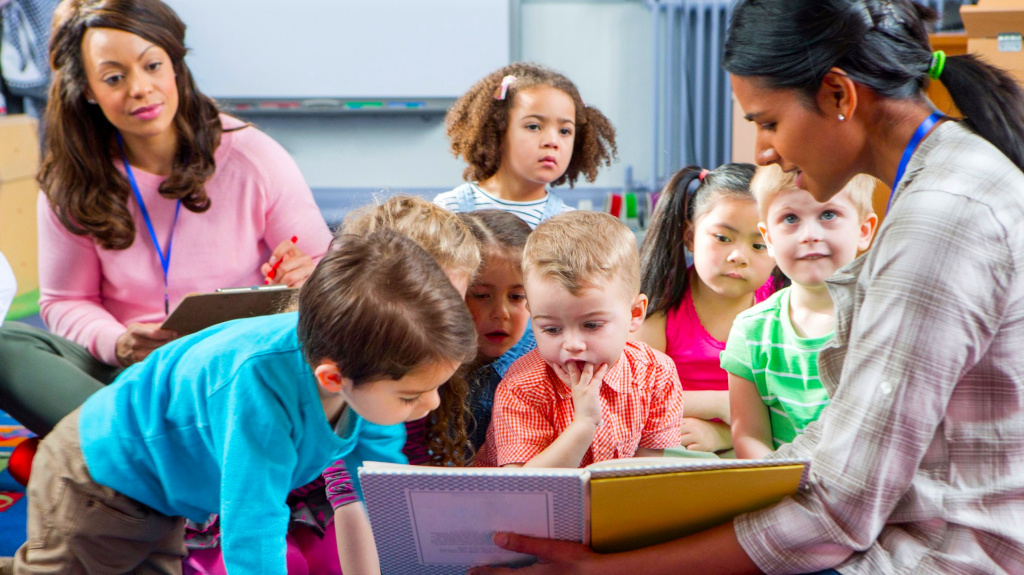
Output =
[
  {"x1": 467, "y1": 522, "x2": 760, "y2": 575},
  {"x1": 37, "y1": 192, "x2": 131, "y2": 365},
  {"x1": 248, "y1": 127, "x2": 332, "y2": 282},
  {"x1": 728, "y1": 374, "x2": 773, "y2": 459}
]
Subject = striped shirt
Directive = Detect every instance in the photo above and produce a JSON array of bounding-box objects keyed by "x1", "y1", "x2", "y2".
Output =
[
  {"x1": 476, "y1": 342, "x2": 684, "y2": 467},
  {"x1": 720, "y1": 288, "x2": 831, "y2": 448},
  {"x1": 733, "y1": 121, "x2": 1024, "y2": 573},
  {"x1": 432, "y1": 182, "x2": 573, "y2": 229}
]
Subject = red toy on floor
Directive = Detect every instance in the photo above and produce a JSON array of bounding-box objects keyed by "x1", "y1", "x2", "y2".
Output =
[{"x1": 7, "y1": 437, "x2": 38, "y2": 487}]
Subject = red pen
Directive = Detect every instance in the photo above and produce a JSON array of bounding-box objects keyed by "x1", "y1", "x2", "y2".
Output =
[{"x1": 265, "y1": 236, "x2": 298, "y2": 284}]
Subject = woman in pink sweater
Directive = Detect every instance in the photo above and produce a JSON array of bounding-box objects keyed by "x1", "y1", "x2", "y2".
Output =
[{"x1": 0, "y1": 0, "x2": 332, "y2": 437}]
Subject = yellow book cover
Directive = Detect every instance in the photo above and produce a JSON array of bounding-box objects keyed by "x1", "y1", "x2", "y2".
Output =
[{"x1": 589, "y1": 462, "x2": 805, "y2": 552}]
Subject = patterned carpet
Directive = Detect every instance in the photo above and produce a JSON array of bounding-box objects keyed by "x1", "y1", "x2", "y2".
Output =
[{"x1": 0, "y1": 409, "x2": 30, "y2": 554}]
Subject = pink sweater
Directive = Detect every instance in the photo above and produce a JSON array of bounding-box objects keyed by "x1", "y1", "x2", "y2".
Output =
[
  {"x1": 38, "y1": 115, "x2": 332, "y2": 365},
  {"x1": 664, "y1": 274, "x2": 778, "y2": 392}
]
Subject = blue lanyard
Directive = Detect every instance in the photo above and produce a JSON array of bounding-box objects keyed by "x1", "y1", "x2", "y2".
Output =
[
  {"x1": 116, "y1": 133, "x2": 181, "y2": 316},
  {"x1": 888, "y1": 112, "x2": 943, "y2": 212}
]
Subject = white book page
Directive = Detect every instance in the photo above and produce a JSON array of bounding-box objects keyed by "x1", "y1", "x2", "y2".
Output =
[{"x1": 408, "y1": 489, "x2": 554, "y2": 566}]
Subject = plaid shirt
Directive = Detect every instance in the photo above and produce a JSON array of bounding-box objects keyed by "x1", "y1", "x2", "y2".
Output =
[
  {"x1": 476, "y1": 341, "x2": 684, "y2": 467},
  {"x1": 735, "y1": 121, "x2": 1024, "y2": 573}
]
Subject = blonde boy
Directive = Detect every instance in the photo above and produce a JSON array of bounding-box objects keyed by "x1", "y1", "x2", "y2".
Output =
[
  {"x1": 476, "y1": 211, "x2": 684, "y2": 468},
  {"x1": 724, "y1": 165, "x2": 878, "y2": 459}
]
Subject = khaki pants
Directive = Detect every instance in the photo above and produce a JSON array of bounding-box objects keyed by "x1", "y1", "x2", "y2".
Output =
[{"x1": 7, "y1": 409, "x2": 186, "y2": 574}]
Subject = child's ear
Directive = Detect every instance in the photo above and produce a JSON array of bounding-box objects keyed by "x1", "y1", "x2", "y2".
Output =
[
  {"x1": 683, "y1": 223, "x2": 695, "y2": 252},
  {"x1": 314, "y1": 361, "x2": 348, "y2": 394},
  {"x1": 857, "y1": 212, "x2": 879, "y2": 252},
  {"x1": 758, "y1": 222, "x2": 776, "y2": 258},
  {"x1": 629, "y1": 293, "x2": 649, "y2": 332}
]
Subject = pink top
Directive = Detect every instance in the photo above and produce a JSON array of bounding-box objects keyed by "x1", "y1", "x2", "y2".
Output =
[
  {"x1": 664, "y1": 273, "x2": 778, "y2": 392},
  {"x1": 38, "y1": 115, "x2": 332, "y2": 365}
]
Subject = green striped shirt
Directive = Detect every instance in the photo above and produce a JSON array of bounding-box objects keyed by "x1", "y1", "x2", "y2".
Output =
[{"x1": 721, "y1": 288, "x2": 831, "y2": 448}]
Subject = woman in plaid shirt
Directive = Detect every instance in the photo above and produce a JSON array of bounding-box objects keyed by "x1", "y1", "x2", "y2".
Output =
[{"x1": 470, "y1": 1, "x2": 1024, "y2": 574}]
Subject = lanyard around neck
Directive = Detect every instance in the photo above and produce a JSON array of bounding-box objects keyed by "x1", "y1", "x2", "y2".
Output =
[
  {"x1": 116, "y1": 132, "x2": 181, "y2": 316},
  {"x1": 888, "y1": 112, "x2": 943, "y2": 213}
]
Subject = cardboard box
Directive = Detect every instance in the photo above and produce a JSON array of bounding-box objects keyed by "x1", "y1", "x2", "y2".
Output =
[
  {"x1": 962, "y1": 0, "x2": 1024, "y2": 87},
  {"x1": 0, "y1": 115, "x2": 40, "y2": 296}
]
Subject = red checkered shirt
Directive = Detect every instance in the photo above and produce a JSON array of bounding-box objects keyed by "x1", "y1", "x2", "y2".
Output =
[{"x1": 476, "y1": 341, "x2": 684, "y2": 467}]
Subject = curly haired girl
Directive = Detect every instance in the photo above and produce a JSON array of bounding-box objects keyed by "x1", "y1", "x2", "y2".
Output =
[{"x1": 434, "y1": 62, "x2": 617, "y2": 228}]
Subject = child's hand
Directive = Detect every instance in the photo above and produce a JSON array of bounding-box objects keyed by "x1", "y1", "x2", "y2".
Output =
[
  {"x1": 553, "y1": 361, "x2": 608, "y2": 428},
  {"x1": 679, "y1": 417, "x2": 732, "y2": 452}
]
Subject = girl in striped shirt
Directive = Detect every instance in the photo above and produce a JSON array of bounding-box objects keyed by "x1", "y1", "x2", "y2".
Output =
[{"x1": 434, "y1": 63, "x2": 617, "y2": 228}]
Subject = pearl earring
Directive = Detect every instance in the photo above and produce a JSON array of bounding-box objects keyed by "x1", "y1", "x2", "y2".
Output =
[
  {"x1": 838, "y1": 114, "x2": 846, "y2": 121},
  {"x1": 87, "y1": 98, "x2": 97, "y2": 104}
]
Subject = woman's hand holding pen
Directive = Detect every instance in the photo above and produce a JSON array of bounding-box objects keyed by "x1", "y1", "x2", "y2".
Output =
[
  {"x1": 261, "y1": 236, "x2": 315, "y2": 287},
  {"x1": 116, "y1": 322, "x2": 177, "y2": 367}
]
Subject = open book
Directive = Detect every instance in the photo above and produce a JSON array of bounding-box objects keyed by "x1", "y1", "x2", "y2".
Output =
[{"x1": 359, "y1": 456, "x2": 809, "y2": 574}]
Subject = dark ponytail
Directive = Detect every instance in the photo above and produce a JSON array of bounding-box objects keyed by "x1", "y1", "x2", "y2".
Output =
[
  {"x1": 939, "y1": 54, "x2": 1024, "y2": 171},
  {"x1": 724, "y1": 0, "x2": 1024, "y2": 172},
  {"x1": 640, "y1": 163, "x2": 757, "y2": 315}
]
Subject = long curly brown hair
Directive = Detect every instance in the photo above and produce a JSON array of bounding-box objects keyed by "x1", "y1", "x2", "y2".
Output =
[
  {"x1": 40, "y1": 0, "x2": 233, "y2": 250},
  {"x1": 446, "y1": 62, "x2": 617, "y2": 188},
  {"x1": 421, "y1": 366, "x2": 474, "y2": 466}
]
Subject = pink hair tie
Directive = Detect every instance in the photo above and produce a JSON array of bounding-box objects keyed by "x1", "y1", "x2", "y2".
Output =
[
  {"x1": 698, "y1": 169, "x2": 709, "y2": 182},
  {"x1": 495, "y1": 75, "x2": 517, "y2": 100}
]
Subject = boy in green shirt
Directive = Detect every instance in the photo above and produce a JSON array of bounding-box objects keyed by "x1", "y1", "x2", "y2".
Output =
[{"x1": 723, "y1": 165, "x2": 877, "y2": 458}]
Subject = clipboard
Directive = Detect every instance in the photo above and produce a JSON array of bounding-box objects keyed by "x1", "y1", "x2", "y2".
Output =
[{"x1": 161, "y1": 285, "x2": 298, "y2": 336}]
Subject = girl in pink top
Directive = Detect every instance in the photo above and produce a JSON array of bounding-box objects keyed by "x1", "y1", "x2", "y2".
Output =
[{"x1": 635, "y1": 164, "x2": 782, "y2": 454}]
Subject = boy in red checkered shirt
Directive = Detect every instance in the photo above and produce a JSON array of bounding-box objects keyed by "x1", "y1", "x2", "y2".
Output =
[{"x1": 475, "y1": 211, "x2": 684, "y2": 468}]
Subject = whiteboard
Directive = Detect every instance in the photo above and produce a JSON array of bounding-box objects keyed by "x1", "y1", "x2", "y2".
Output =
[{"x1": 165, "y1": 0, "x2": 511, "y2": 101}]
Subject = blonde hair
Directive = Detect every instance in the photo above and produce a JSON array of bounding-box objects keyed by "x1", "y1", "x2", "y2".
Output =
[
  {"x1": 751, "y1": 164, "x2": 877, "y2": 221},
  {"x1": 341, "y1": 195, "x2": 481, "y2": 281},
  {"x1": 523, "y1": 211, "x2": 640, "y2": 297}
]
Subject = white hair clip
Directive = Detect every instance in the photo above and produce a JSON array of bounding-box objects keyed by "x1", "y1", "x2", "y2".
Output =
[{"x1": 495, "y1": 75, "x2": 517, "y2": 100}]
